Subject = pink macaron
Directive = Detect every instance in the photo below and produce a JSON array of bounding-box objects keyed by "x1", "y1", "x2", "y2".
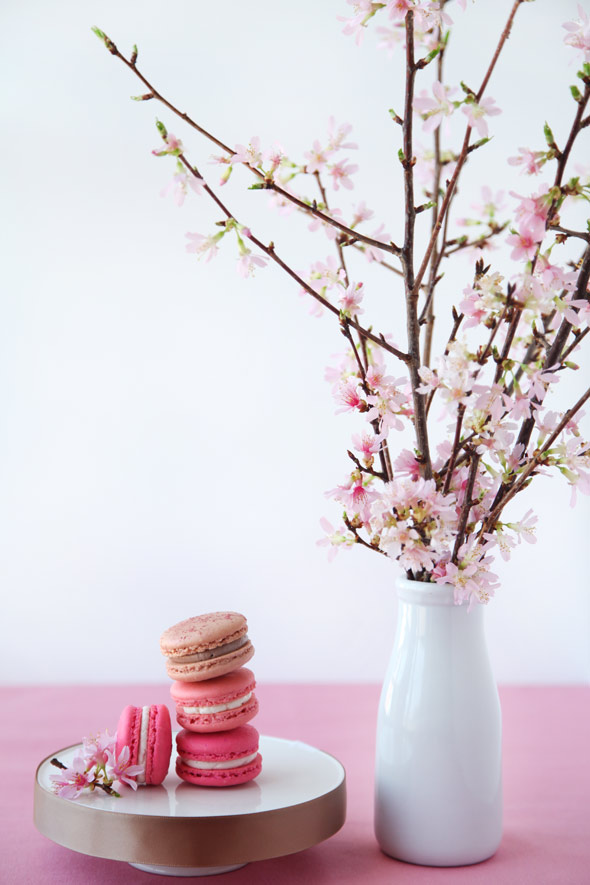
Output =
[
  {"x1": 171, "y1": 667, "x2": 259, "y2": 733},
  {"x1": 176, "y1": 724, "x2": 262, "y2": 787},
  {"x1": 160, "y1": 612, "x2": 254, "y2": 682},
  {"x1": 116, "y1": 704, "x2": 172, "y2": 786}
]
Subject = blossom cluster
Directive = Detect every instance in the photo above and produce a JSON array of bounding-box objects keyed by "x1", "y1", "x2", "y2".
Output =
[
  {"x1": 93, "y1": 3, "x2": 590, "y2": 607},
  {"x1": 50, "y1": 731, "x2": 143, "y2": 800}
]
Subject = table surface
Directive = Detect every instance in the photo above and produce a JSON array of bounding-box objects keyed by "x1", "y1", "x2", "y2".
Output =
[{"x1": 2, "y1": 684, "x2": 589, "y2": 884}]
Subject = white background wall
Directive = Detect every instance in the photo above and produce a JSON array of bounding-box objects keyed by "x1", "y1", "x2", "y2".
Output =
[{"x1": 2, "y1": 0, "x2": 589, "y2": 684}]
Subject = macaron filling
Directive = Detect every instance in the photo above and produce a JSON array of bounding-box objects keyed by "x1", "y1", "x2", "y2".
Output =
[
  {"x1": 180, "y1": 751, "x2": 259, "y2": 770},
  {"x1": 169, "y1": 635, "x2": 248, "y2": 664},
  {"x1": 181, "y1": 692, "x2": 252, "y2": 715},
  {"x1": 136, "y1": 705, "x2": 150, "y2": 784}
]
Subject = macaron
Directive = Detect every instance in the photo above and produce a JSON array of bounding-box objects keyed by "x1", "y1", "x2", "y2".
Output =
[
  {"x1": 160, "y1": 612, "x2": 254, "y2": 682},
  {"x1": 115, "y1": 704, "x2": 172, "y2": 786},
  {"x1": 170, "y1": 667, "x2": 259, "y2": 733},
  {"x1": 176, "y1": 724, "x2": 262, "y2": 787}
]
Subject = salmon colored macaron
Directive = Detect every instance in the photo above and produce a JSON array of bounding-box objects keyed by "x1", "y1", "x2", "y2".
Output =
[
  {"x1": 160, "y1": 612, "x2": 254, "y2": 682},
  {"x1": 176, "y1": 724, "x2": 262, "y2": 787},
  {"x1": 171, "y1": 667, "x2": 259, "y2": 733},
  {"x1": 115, "y1": 704, "x2": 172, "y2": 786}
]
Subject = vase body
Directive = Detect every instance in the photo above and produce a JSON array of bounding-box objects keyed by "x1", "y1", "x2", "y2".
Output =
[{"x1": 374, "y1": 578, "x2": 502, "y2": 867}]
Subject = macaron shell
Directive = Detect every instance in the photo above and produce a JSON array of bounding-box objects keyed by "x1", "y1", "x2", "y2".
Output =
[
  {"x1": 176, "y1": 695, "x2": 259, "y2": 733},
  {"x1": 176, "y1": 724, "x2": 259, "y2": 761},
  {"x1": 144, "y1": 704, "x2": 172, "y2": 785},
  {"x1": 166, "y1": 640, "x2": 254, "y2": 682},
  {"x1": 170, "y1": 668, "x2": 256, "y2": 705},
  {"x1": 160, "y1": 612, "x2": 248, "y2": 658},
  {"x1": 176, "y1": 753, "x2": 262, "y2": 787},
  {"x1": 115, "y1": 705, "x2": 142, "y2": 767}
]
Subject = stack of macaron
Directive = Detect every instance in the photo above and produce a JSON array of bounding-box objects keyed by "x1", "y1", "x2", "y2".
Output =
[{"x1": 160, "y1": 611, "x2": 262, "y2": 787}]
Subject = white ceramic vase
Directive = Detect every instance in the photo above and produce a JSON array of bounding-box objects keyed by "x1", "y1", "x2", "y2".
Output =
[{"x1": 374, "y1": 577, "x2": 502, "y2": 867}]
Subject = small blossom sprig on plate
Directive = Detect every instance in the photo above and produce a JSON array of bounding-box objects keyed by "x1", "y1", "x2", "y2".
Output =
[
  {"x1": 50, "y1": 731, "x2": 143, "y2": 800},
  {"x1": 92, "y1": 2, "x2": 590, "y2": 608}
]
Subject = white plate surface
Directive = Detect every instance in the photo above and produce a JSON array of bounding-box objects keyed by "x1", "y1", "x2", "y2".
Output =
[{"x1": 37, "y1": 735, "x2": 345, "y2": 818}]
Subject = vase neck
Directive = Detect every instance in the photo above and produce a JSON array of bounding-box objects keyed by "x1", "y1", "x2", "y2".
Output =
[{"x1": 396, "y1": 577, "x2": 458, "y2": 607}]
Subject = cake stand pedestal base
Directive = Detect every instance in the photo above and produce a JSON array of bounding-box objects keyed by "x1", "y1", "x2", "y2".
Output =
[{"x1": 129, "y1": 862, "x2": 247, "y2": 876}]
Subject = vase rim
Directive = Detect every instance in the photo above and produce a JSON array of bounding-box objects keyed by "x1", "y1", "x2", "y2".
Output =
[{"x1": 396, "y1": 576, "x2": 462, "y2": 607}]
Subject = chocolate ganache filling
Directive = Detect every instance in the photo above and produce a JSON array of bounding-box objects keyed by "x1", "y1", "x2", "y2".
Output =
[{"x1": 170, "y1": 635, "x2": 249, "y2": 664}]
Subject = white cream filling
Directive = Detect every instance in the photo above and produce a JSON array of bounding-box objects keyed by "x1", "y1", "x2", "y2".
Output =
[
  {"x1": 136, "y1": 705, "x2": 149, "y2": 784},
  {"x1": 180, "y1": 751, "x2": 258, "y2": 770},
  {"x1": 182, "y1": 692, "x2": 252, "y2": 715}
]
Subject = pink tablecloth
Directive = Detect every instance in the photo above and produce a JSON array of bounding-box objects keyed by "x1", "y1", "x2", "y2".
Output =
[{"x1": 2, "y1": 685, "x2": 588, "y2": 884}]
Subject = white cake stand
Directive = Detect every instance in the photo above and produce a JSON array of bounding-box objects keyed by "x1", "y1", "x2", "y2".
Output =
[{"x1": 34, "y1": 735, "x2": 346, "y2": 877}]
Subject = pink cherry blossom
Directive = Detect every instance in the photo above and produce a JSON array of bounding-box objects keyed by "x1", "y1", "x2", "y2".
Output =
[
  {"x1": 82, "y1": 731, "x2": 116, "y2": 769},
  {"x1": 394, "y1": 449, "x2": 422, "y2": 480},
  {"x1": 232, "y1": 136, "x2": 263, "y2": 168},
  {"x1": 336, "y1": 379, "x2": 365, "y2": 413},
  {"x1": 523, "y1": 365, "x2": 560, "y2": 402},
  {"x1": 50, "y1": 756, "x2": 95, "y2": 800},
  {"x1": 326, "y1": 474, "x2": 379, "y2": 523},
  {"x1": 376, "y1": 26, "x2": 403, "y2": 57},
  {"x1": 417, "y1": 365, "x2": 440, "y2": 393},
  {"x1": 461, "y1": 96, "x2": 501, "y2": 138},
  {"x1": 563, "y1": 5, "x2": 590, "y2": 60},
  {"x1": 351, "y1": 430, "x2": 385, "y2": 460},
  {"x1": 507, "y1": 230, "x2": 538, "y2": 262},
  {"x1": 317, "y1": 517, "x2": 356, "y2": 560},
  {"x1": 185, "y1": 232, "x2": 221, "y2": 262},
  {"x1": 308, "y1": 206, "x2": 345, "y2": 241},
  {"x1": 161, "y1": 168, "x2": 205, "y2": 206},
  {"x1": 364, "y1": 224, "x2": 393, "y2": 263},
  {"x1": 328, "y1": 159, "x2": 358, "y2": 191},
  {"x1": 327, "y1": 117, "x2": 358, "y2": 152},
  {"x1": 339, "y1": 281, "x2": 364, "y2": 316},
  {"x1": 351, "y1": 201, "x2": 375, "y2": 227},
  {"x1": 508, "y1": 147, "x2": 546, "y2": 176},
  {"x1": 152, "y1": 132, "x2": 183, "y2": 157},
  {"x1": 106, "y1": 745, "x2": 145, "y2": 790},
  {"x1": 338, "y1": 0, "x2": 375, "y2": 45},
  {"x1": 414, "y1": 82, "x2": 456, "y2": 133},
  {"x1": 264, "y1": 143, "x2": 286, "y2": 175},
  {"x1": 305, "y1": 140, "x2": 330, "y2": 174},
  {"x1": 237, "y1": 250, "x2": 268, "y2": 278},
  {"x1": 385, "y1": 0, "x2": 413, "y2": 21},
  {"x1": 510, "y1": 186, "x2": 550, "y2": 242}
]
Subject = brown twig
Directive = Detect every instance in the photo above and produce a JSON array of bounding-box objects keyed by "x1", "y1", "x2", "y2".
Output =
[
  {"x1": 452, "y1": 449, "x2": 480, "y2": 563},
  {"x1": 176, "y1": 155, "x2": 410, "y2": 364},
  {"x1": 412, "y1": 0, "x2": 524, "y2": 295},
  {"x1": 401, "y1": 11, "x2": 433, "y2": 479},
  {"x1": 479, "y1": 384, "x2": 590, "y2": 537},
  {"x1": 96, "y1": 34, "x2": 401, "y2": 256}
]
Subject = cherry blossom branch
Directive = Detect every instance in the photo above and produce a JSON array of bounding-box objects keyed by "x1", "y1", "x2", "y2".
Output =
[
  {"x1": 94, "y1": 32, "x2": 401, "y2": 257},
  {"x1": 402, "y1": 11, "x2": 433, "y2": 480},
  {"x1": 315, "y1": 171, "x2": 350, "y2": 286},
  {"x1": 561, "y1": 327, "x2": 589, "y2": 362},
  {"x1": 451, "y1": 449, "x2": 480, "y2": 563},
  {"x1": 340, "y1": 319, "x2": 394, "y2": 480},
  {"x1": 513, "y1": 244, "x2": 590, "y2": 452},
  {"x1": 442, "y1": 222, "x2": 509, "y2": 257},
  {"x1": 412, "y1": 0, "x2": 524, "y2": 295},
  {"x1": 422, "y1": 27, "x2": 446, "y2": 368},
  {"x1": 549, "y1": 223, "x2": 590, "y2": 243},
  {"x1": 347, "y1": 450, "x2": 387, "y2": 481},
  {"x1": 425, "y1": 306, "x2": 464, "y2": 418},
  {"x1": 443, "y1": 404, "x2": 466, "y2": 495},
  {"x1": 343, "y1": 515, "x2": 388, "y2": 556},
  {"x1": 480, "y1": 384, "x2": 590, "y2": 537},
  {"x1": 175, "y1": 154, "x2": 410, "y2": 364}
]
